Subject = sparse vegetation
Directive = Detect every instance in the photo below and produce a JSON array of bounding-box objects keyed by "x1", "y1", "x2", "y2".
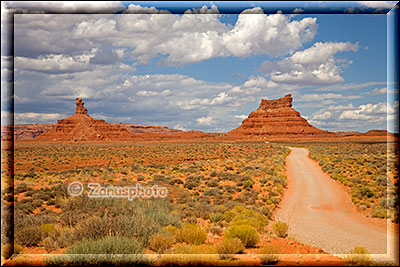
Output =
[
  {"x1": 225, "y1": 224, "x2": 260, "y2": 248},
  {"x1": 344, "y1": 246, "x2": 373, "y2": 266},
  {"x1": 273, "y1": 221, "x2": 289, "y2": 238},
  {"x1": 305, "y1": 143, "x2": 398, "y2": 222},
  {"x1": 258, "y1": 244, "x2": 280, "y2": 265}
]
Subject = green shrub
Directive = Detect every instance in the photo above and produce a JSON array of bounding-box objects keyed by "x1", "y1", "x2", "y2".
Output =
[
  {"x1": 216, "y1": 238, "x2": 244, "y2": 259},
  {"x1": 209, "y1": 212, "x2": 224, "y2": 223},
  {"x1": 171, "y1": 243, "x2": 217, "y2": 254},
  {"x1": 149, "y1": 232, "x2": 175, "y2": 254},
  {"x1": 371, "y1": 206, "x2": 387, "y2": 218},
  {"x1": 161, "y1": 244, "x2": 218, "y2": 266},
  {"x1": 177, "y1": 223, "x2": 207, "y2": 245},
  {"x1": 225, "y1": 224, "x2": 260, "y2": 248},
  {"x1": 228, "y1": 205, "x2": 268, "y2": 232},
  {"x1": 40, "y1": 223, "x2": 55, "y2": 234},
  {"x1": 344, "y1": 246, "x2": 373, "y2": 266},
  {"x1": 273, "y1": 221, "x2": 288, "y2": 238},
  {"x1": 66, "y1": 236, "x2": 143, "y2": 255},
  {"x1": 258, "y1": 244, "x2": 280, "y2": 265},
  {"x1": 206, "y1": 180, "x2": 219, "y2": 187},
  {"x1": 164, "y1": 225, "x2": 178, "y2": 236}
]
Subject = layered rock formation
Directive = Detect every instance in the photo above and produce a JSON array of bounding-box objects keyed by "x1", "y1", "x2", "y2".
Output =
[
  {"x1": 229, "y1": 94, "x2": 334, "y2": 136},
  {"x1": 1, "y1": 124, "x2": 55, "y2": 141},
  {"x1": 112, "y1": 123, "x2": 182, "y2": 134},
  {"x1": 35, "y1": 98, "x2": 135, "y2": 141}
]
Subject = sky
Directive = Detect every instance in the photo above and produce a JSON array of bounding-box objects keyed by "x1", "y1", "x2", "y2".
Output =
[{"x1": 1, "y1": 1, "x2": 399, "y2": 133}]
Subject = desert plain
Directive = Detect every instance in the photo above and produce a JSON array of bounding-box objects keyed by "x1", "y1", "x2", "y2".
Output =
[{"x1": 1, "y1": 96, "x2": 398, "y2": 266}]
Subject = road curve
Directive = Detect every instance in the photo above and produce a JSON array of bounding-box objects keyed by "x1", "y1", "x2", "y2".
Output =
[{"x1": 276, "y1": 147, "x2": 394, "y2": 255}]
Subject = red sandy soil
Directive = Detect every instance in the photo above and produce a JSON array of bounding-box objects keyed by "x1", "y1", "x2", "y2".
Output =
[{"x1": 276, "y1": 147, "x2": 398, "y2": 258}]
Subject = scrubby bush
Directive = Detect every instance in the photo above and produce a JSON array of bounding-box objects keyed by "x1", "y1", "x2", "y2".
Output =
[
  {"x1": 47, "y1": 237, "x2": 145, "y2": 266},
  {"x1": 149, "y1": 232, "x2": 175, "y2": 254},
  {"x1": 344, "y1": 246, "x2": 373, "y2": 266},
  {"x1": 15, "y1": 226, "x2": 43, "y2": 247},
  {"x1": 206, "y1": 180, "x2": 219, "y2": 187},
  {"x1": 176, "y1": 223, "x2": 207, "y2": 245},
  {"x1": 216, "y1": 238, "x2": 244, "y2": 259},
  {"x1": 171, "y1": 243, "x2": 217, "y2": 254},
  {"x1": 258, "y1": 244, "x2": 280, "y2": 265},
  {"x1": 228, "y1": 206, "x2": 268, "y2": 232},
  {"x1": 273, "y1": 221, "x2": 288, "y2": 238},
  {"x1": 225, "y1": 224, "x2": 259, "y2": 248},
  {"x1": 40, "y1": 223, "x2": 55, "y2": 234},
  {"x1": 370, "y1": 206, "x2": 387, "y2": 218},
  {"x1": 164, "y1": 225, "x2": 178, "y2": 236},
  {"x1": 209, "y1": 212, "x2": 224, "y2": 223},
  {"x1": 66, "y1": 236, "x2": 143, "y2": 254}
]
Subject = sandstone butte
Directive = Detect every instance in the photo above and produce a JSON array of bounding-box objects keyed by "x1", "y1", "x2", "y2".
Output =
[
  {"x1": 35, "y1": 98, "x2": 136, "y2": 141},
  {"x1": 228, "y1": 94, "x2": 335, "y2": 137}
]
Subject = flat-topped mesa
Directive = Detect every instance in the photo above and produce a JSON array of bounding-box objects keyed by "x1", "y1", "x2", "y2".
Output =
[
  {"x1": 259, "y1": 94, "x2": 292, "y2": 110},
  {"x1": 75, "y1": 97, "x2": 88, "y2": 115},
  {"x1": 229, "y1": 94, "x2": 334, "y2": 137}
]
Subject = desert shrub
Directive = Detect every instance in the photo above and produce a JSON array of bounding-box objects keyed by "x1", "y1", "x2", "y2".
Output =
[
  {"x1": 225, "y1": 225, "x2": 259, "y2": 248},
  {"x1": 379, "y1": 197, "x2": 394, "y2": 209},
  {"x1": 40, "y1": 223, "x2": 55, "y2": 234},
  {"x1": 66, "y1": 236, "x2": 143, "y2": 254},
  {"x1": 228, "y1": 206, "x2": 268, "y2": 232},
  {"x1": 44, "y1": 236, "x2": 59, "y2": 252},
  {"x1": 203, "y1": 188, "x2": 220, "y2": 196},
  {"x1": 271, "y1": 176, "x2": 287, "y2": 188},
  {"x1": 209, "y1": 212, "x2": 224, "y2": 223},
  {"x1": 176, "y1": 223, "x2": 207, "y2": 245},
  {"x1": 375, "y1": 175, "x2": 388, "y2": 186},
  {"x1": 73, "y1": 215, "x2": 117, "y2": 241},
  {"x1": 171, "y1": 243, "x2": 217, "y2": 254},
  {"x1": 273, "y1": 221, "x2": 288, "y2": 238},
  {"x1": 216, "y1": 238, "x2": 244, "y2": 259},
  {"x1": 69, "y1": 198, "x2": 181, "y2": 246},
  {"x1": 164, "y1": 225, "x2": 178, "y2": 236},
  {"x1": 15, "y1": 226, "x2": 43, "y2": 247},
  {"x1": 44, "y1": 227, "x2": 74, "y2": 252},
  {"x1": 206, "y1": 180, "x2": 219, "y2": 187},
  {"x1": 358, "y1": 186, "x2": 375, "y2": 198},
  {"x1": 1, "y1": 243, "x2": 23, "y2": 259},
  {"x1": 160, "y1": 244, "x2": 218, "y2": 266},
  {"x1": 344, "y1": 246, "x2": 373, "y2": 266},
  {"x1": 243, "y1": 179, "x2": 255, "y2": 189},
  {"x1": 258, "y1": 244, "x2": 280, "y2": 265},
  {"x1": 370, "y1": 206, "x2": 387, "y2": 218},
  {"x1": 209, "y1": 225, "x2": 222, "y2": 235},
  {"x1": 184, "y1": 181, "x2": 199, "y2": 190},
  {"x1": 149, "y1": 232, "x2": 175, "y2": 254},
  {"x1": 47, "y1": 237, "x2": 146, "y2": 266}
]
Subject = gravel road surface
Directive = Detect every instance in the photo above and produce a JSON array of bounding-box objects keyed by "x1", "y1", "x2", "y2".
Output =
[{"x1": 276, "y1": 147, "x2": 394, "y2": 255}]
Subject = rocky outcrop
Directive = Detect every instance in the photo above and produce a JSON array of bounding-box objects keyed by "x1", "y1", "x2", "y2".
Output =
[
  {"x1": 75, "y1": 97, "x2": 88, "y2": 114},
  {"x1": 228, "y1": 94, "x2": 334, "y2": 136},
  {"x1": 35, "y1": 98, "x2": 135, "y2": 141}
]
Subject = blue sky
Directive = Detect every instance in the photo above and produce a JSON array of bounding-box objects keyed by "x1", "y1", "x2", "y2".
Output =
[{"x1": 2, "y1": 1, "x2": 399, "y2": 133}]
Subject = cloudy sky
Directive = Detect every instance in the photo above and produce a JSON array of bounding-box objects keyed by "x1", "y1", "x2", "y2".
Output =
[{"x1": 1, "y1": 1, "x2": 399, "y2": 133}]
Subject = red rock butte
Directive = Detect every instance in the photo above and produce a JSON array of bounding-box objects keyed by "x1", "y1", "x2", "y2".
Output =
[
  {"x1": 228, "y1": 94, "x2": 334, "y2": 136},
  {"x1": 35, "y1": 98, "x2": 134, "y2": 141}
]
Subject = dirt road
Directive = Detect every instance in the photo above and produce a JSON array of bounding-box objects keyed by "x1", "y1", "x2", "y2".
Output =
[{"x1": 276, "y1": 147, "x2": 396, "y2": 256}]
